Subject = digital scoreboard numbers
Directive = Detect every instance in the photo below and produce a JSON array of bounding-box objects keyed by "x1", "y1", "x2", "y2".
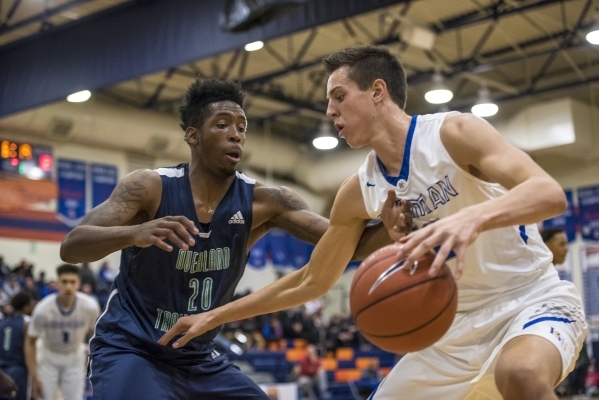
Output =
[{"x1": 0, "y1": 140, "x2": 53, "y2": 179}]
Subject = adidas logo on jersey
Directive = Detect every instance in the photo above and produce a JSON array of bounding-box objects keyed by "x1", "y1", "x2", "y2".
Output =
[{"x1": 228, "y1": 211, "x2": 245, "y2": 224}]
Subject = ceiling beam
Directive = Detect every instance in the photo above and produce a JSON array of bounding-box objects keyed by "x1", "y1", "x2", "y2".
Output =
[{"x1": 0, "y1": 0, "x2": 408, "y2": 117}]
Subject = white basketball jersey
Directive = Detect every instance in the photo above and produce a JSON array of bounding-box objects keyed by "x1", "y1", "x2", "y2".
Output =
[
  {"x1": 29, "y1": 292, "x2": 100, "y2": 354},
  {"x1": 358, "y1": 112, "x2": 554, "y2": 311}
]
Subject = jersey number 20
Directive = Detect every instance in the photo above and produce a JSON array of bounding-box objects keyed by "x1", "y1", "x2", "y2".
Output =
[{"x1": 188, "y1": 278, "x2": 213, "y2": 312}]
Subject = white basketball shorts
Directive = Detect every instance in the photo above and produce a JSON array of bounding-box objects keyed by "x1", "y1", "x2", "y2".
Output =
[{"x1": 370, "y1": 267, "x2": 587, "y2": 400}]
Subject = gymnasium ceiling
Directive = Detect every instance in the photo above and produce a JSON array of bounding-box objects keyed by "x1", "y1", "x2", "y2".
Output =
[{"x1": 1, "y1": 0, "x2": 599, "y2": 147}]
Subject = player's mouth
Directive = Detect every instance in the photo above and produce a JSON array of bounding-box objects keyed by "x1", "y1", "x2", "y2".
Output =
[
  {"x1": 334, "y1": 123, "x2": 345, "y2": 138},
  {"x1": 225, "y1": 148, "x2": 242, "y2": 163}
]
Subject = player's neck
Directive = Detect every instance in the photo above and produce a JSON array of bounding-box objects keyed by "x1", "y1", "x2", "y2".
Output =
[
  {"x1": 187, "y1": 160, "x2": 236, "y2": 218},
  {"x1": 369, "y1": 110, "x2": 412, "y2": 176},
  {"x1": 57, "y1": 294, "x2": 76, "y2": 309}
]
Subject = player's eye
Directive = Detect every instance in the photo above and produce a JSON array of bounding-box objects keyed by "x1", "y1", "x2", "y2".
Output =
[{"x1": 217, "y1": 123, "x2": 227, "y2": 129}]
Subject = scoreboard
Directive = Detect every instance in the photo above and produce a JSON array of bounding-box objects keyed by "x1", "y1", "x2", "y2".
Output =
[{"x1": 0, "y1": 139, "x2": 53, "y2": 180}]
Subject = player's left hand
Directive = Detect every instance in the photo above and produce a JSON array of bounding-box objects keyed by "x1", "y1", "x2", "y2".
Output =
[
  {"x1": 0, "y1": 369, "x2": 17, "y2": 399},
  {"x1": 396, "y1": 206, "x2": 484, "y2": 280},
  {"x1": 157, "y1": 313, "x2": 217, "y2": 349}
]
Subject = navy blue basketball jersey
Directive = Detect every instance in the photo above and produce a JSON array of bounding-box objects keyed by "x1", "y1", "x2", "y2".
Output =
[
  {"x1": 0, "y1": 313, "x2": 27, "y2": 367},
  {"x1": 92, "y1": 164, "x2": 254, "y2": 361}
]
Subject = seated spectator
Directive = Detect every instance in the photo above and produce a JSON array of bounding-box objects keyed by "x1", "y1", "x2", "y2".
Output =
[
  {"x1": 21, "y1": 277, "x2": 40, "y2": 302},
  {"x1": 2, "y1": 275, "x2": 21, "y2": 299},
  {"x1": 296, "y1": 344, "x2": 328, "y2": 400},
  {"x1": 0, "y1": 256, "x2": 10, "y2": 279},
  {"x1": 12, "y1": 260, "x2": 33, "y2": 279},
  {"x1": 80, "y1": 263, "x2": 97, "y2": 294},
  {"x1": 585, "y1": 363, "x2": 599, "y2": 396},
  {"x1": 360, "y1": 360, "x2": 382, "y2": 381},
  {"x1": 262, "y1": 317, "x2": 284, "y2": 347}
]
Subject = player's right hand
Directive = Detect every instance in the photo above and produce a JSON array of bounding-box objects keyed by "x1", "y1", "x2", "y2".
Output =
[
  {"x1": 132, "y1": 216, "x2": 199, "y2": 252},
  {"x1": 0, "y1": 370, "x2": 17, "y2": 399}
]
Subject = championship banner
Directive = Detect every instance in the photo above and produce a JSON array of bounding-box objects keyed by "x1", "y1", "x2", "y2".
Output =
[
  {"x1": 579, "y1": 185, "x2": 599, "y2": 241},
  {"x1": 56, "y1": 159, "x2": 86, "y2": 227},
  {"x1": 91, "y1": 163, "x2": 118, "y2": 207},
  {"x1": 542, "y1": 189, "x2": 576, "y2": 242},
  {"x1": 583, "y1": 245, "x2": 599, "y2": 323}
]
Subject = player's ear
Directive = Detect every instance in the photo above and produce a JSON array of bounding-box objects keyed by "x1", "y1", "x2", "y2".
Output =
[
  {"x1": 184, "y1": 126, "x2": 199, "y2": 145},
  {"x1": 372, "y1": 79, "x2": 386, "y2": 104}
]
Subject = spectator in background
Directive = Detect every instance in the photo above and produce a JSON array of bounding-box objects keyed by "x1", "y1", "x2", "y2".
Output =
[
  {"x1": 36, "y1": 272, "x2": 49, "y2": 299},
  {"x1": 96, "y1": 262, "x2": 116, "y2": 309},
  {"x1": 296, "y1": 344, "x2": 328, "y2": 400},
  {"x1": 262, "y1": 317, "x2": 283, "y2": 348},
  {"x1": 97, "y1": 261, "x2": 116, "y2": 283},
  {"x1": 586, "y1": 363, "x2": 599, "y2": 396},
  {"x1": 2, "y1": 275, "x2": 20, "y2": 299},
  {"x1": 21, "y1": 277, "x2": 40, "y2": 302},
  {"x1": 12, "y1": 261, "x2": 33, "y2": 280},
  {"x1": 541, "y1": 228, "x2": 569, "y2": 265},
  {"x1": 0, "y1": 256, "x2": 10, "y2": 279},
  {"x1": 79, "y1": 263, "x2": 97, "y2": 294}
]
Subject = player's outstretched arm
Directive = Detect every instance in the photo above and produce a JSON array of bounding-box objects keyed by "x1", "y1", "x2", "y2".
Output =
[
  {"x1": 397, "y1": 113, "x2": 567, "y2": 279},
  {"x1": 60, "y1": 169, "x2": 199, "y2": 263},
  {"x1": 250, "y1": 185, "x2": 411, "y2": 260},
  {"x1": 159, "y1": 175, "x2": 369, "y2": 348}
]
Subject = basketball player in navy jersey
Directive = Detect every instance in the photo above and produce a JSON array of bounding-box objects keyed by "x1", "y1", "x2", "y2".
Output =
[
  {"x1": 163, "y1": 47, "x2": 586, "y2": 400},
  {"x1": 60, "y1": 79, "x2": 407, "y2": 399},
  {"x1": 0, "y1": 293, "x2": 34, "y2": 400}
]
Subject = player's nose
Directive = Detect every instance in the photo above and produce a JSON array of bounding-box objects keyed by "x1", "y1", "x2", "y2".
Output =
[{"x1": 326, "y1": 101, "x2": 337, "y2": 120}]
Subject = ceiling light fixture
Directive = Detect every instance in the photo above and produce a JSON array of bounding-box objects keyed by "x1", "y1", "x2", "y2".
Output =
[
  {"x1": 244, "y1": 41, "x2": 264, "y2": 51},
  {"x1": 471, "y1": 85, "x2": 498, "y2": 117},
  {"x1": 424, "y1": 71, "x2": 453, "y2": 104},
  {"x1": 66, "y1": 90, "x2": 91, "y2": 103},
  {"x1": 587, "y1": 28, "x2": 599, "y2": 45},
  {"x1": 312, "y1": 120, "x2": 338, "y2": 150}
]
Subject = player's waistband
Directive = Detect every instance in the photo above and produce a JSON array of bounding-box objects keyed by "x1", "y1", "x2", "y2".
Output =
[{"x1": 456, "y1": 264, "x2": 562, "y2": 313}]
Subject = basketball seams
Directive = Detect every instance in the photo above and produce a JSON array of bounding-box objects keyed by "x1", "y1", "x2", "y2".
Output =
[
  {"x1": 350, "y1": 251, "x2": 401, "y2": 293},
  {"x1": 354, "y1": 272, "x2": 455, "y2": 326},
  {"x1": 359, "y1": 281, "x2": 457, "y2": 338}
]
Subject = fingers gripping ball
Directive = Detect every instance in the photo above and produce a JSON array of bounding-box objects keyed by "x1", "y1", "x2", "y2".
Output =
[{"x1": 350, "y1": 245, "x2": 457, "y2": 353}]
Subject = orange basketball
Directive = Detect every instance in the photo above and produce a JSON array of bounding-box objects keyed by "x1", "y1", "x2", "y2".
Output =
[{"x1": 350, "y1": 244, "x2": 458, "y2": 353}]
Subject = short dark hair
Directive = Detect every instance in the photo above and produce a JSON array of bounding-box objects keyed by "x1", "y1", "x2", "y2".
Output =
[
  {"x1": 179, "y1": 79, "x2": 245, "y2": 131},
  {"x1": 322, "y1": 45, "x2": 407, "y2": 109},
  {"x1": 10, "y1": 292, "x2": 32, "y2": 312},
  {"x1": 56, "y1": 263, "x2": 80, "y2": 276},
  {"x1": 541, "y1": 228, "x2": 564, "y2": 243}
]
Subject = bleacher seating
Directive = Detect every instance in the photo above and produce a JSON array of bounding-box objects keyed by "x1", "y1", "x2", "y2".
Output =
[{"x1": 229, "y1": 344, "x2": 399, "y2": 400}]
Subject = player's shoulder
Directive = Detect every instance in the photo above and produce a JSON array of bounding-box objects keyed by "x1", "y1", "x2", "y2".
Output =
[
  {"x1": 33, "y1": 294, "x2": 56, "y2": 313},
  {"x1": 441, "y1": 112, "x2": 490, "y2": 138},
  {"x1": 76, "y1": 292, "x2": 100, "y2": 310}
]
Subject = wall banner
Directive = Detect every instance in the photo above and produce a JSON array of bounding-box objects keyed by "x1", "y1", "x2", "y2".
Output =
[
  {"x1": 56, "y1": 159, "x2": 86, "y2": 227},
  {"x1": 91, "y1": 164, "x2": 118, "y2": 208},
  {"x1": 579, "y1": 185, "x2": 599, "y2": 241}
]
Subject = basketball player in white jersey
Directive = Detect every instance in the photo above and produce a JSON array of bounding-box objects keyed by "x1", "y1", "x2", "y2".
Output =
[
  {"x1": 25, "y1": 264, "x2": 100, "y2": 400},
  {"x1": 161, "y1": 45, "x2": 586, "y2": 399}
]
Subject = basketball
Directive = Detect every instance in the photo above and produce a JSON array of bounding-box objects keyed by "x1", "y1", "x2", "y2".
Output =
[{"x1": 350, "y1": 244, "x2": 458, "y2": 353}]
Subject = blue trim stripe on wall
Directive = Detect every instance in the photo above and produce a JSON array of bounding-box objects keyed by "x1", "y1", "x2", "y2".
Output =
[{"x1": 0, "y1": 217, "x2": 71, "y2": 233}]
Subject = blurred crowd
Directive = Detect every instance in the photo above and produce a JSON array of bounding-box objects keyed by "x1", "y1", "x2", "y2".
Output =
[{"x1": 0, "y1": 255, "x2": 118, "y2": 318}]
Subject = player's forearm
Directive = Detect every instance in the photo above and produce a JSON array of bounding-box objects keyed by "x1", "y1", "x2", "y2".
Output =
[
  {"x1": 476, "y1": 176, "x2": 566, "y2": 231},
  {"x1": 353, "y1": 222, "x2": 393, "y2": 261},
  {"x1": 60, "y1": 225, "x2": 136, "y2": 263},
  {"x1": 24, "y1": 338, "x2": 38, "y2": 379},
  {"x1": 210, "y1": 266, "x2": 326, "y2": 327}
]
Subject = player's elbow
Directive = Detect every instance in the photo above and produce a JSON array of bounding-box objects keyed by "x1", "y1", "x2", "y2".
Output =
[
  {"x1": 549, "y1": 183, "x2": 567, "y2": 216},
  {"x1": 60, "y1": 232, "x2": 79, "y2": 263}
]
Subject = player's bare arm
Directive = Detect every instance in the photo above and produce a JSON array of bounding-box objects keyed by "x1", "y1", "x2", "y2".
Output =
[
  {"x1": 60, "y1": 169, "x2": 199, "y2": 263},
  {"x1": 398, "y1": 113, "x2": 567, "y2": 278},
  {"x1": 24, "y1": 331, "x2": 43, "y2": 399},
  {"x1": 159, "y1": 174, "x2": 385, "y2": 348},
  {"x1": 249, "y1": 183, "x2": 408, "y2": 260}
]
